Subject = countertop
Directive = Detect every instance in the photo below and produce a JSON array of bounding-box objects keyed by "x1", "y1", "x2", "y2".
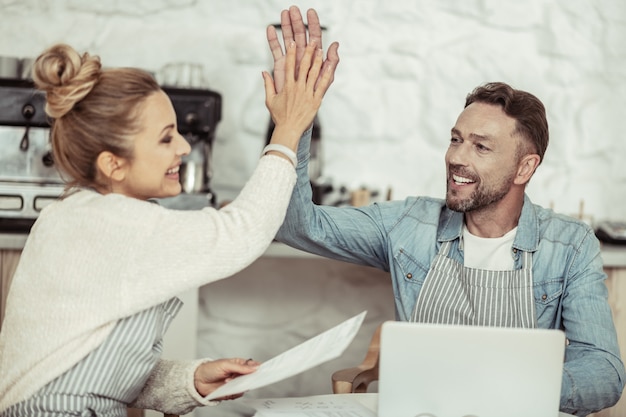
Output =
[
  {"x1": 598, "y1": 243, "x2": 626, "y2": 268},
  {"x1": 2, "y1": 232, "x2": 626, "y2": 268},
  {"x1": 265, "y1": 241, "x2": 626, "y2": 268},
  {"x1": 0, "y1": 233, "x2": 27, "y2": 250}
]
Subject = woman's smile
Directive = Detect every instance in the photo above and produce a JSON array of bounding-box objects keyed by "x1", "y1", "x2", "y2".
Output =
[{"x1": 166, "y1": 165, "x2": 181, "y2": 180}]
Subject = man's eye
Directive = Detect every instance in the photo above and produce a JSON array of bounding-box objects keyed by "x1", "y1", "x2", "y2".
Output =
[
  {"x1": 476, "y1": 143, "x2": 490, "y2": 152},
  {"x1": 450, "y1": 137, "x2": 461, "y2": 144},
  {"x1": 161, "y1": 135, "x2": 173, "y2": 144}
]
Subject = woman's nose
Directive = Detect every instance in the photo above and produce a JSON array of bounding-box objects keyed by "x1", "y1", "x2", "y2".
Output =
[{"x1": 178, "y1": 133, "x2": 192, "y2": 156}]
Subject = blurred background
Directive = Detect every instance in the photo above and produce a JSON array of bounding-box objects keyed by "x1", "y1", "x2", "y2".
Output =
[
  {"x1": 1, "y1": 1, "x2": 625, "y2": 416},
  {"x1": 1, "y1": 0, "x2": 624, "y2": 222}
]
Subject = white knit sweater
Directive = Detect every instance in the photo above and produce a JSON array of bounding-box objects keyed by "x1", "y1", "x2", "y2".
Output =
[
  {"x1": 129, "y1": 358, "x2": 218, "y2": 414},
  {"x1": 0, "y1": 155, "x2": 296, "y2": 412}
]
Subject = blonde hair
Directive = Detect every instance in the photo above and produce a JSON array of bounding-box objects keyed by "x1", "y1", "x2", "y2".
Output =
[{"x1": 32, "y1": 44, "x2": 161, "y2": 190}]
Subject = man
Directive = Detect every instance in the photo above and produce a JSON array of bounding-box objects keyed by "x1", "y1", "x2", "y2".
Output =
[{"x1": 267, "y1": 6, "x2": 624, "y2": 417}]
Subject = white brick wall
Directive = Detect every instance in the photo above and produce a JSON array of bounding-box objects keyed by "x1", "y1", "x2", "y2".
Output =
[{"x1": 1, "y1": 0, "x2": 624, "y2": 221}]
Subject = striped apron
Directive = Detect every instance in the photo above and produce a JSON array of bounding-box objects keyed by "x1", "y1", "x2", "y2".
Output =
[
  {"x1": 2, "y1": 297, "x2": 183, "y2": 417},
  {"x1": 411, "y1": 241, "x2": 536, "y2": 328}
]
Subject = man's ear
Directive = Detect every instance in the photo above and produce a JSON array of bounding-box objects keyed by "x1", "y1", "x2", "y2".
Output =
[
  {"x1": 514, "y1": 153, "x2": 540, "y2": 185},
  {"x1": 96, "y1": 151, "x2": 128, "y2": 182}
]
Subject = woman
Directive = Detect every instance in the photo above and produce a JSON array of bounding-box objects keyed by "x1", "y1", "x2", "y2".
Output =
[{"x1": 0, "y1": 34, "x2": 334, "y2": 416}]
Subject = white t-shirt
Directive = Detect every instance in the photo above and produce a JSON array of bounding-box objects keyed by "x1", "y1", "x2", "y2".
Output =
[{"x1": 462, "y1": 225, "x2": 517, "y2": 271}]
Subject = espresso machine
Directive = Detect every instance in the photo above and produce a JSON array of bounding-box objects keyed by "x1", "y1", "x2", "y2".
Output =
[
  {"x1": 0, "y1": 72, "x2": 222, "y2": 238},
  {"x1": 0, "y1": 77, "x2": 60, "y2": 235}
]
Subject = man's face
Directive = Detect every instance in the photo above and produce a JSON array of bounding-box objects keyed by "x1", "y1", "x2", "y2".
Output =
[{"x1": 444, "y1": 102, "x2": 521, "y2": 213}]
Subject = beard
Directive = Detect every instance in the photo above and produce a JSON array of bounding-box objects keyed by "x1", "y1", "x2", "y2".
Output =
[{"x1": 445, "y1": 166, "x2": 516, "y2": 213}]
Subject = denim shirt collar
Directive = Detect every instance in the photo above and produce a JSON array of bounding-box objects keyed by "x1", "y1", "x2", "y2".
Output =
[
  {"x1": 513, "y1": 194, "x2": 540, "y2": 252},
  {"x1": 436, "y1": 194, "x2": 539, "y2": 252}
]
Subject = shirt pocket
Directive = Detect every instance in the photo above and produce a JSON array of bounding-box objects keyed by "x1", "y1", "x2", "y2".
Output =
[
  {"x1": 533, "y1": 278, "x2": 564, "y2": 323},
  {"x1": 393, "y1": 248, "x2": 429, "y2": 286}
]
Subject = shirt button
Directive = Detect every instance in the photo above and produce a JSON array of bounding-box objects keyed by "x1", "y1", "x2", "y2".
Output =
[
  {"x1": 541, "y1": 294, "x2": 547, "y2": 300},
  {"x1": 406, "y1": 273, "x2": 413, "y2": 279}
]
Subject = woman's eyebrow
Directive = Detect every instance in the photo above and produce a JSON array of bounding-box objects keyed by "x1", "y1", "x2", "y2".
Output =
[{"x1": 159, "y1": 123, "x2": 176, "y2": 135}]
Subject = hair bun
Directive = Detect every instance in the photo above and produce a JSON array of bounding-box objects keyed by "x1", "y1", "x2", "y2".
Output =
[{"x1": 32, "y1": 43, "x2": 102, "y2": 119}]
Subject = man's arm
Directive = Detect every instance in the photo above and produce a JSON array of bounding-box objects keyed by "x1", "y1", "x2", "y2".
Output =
[{"x1": 559, "y1": 233, "x2": 625, "y2": 415}]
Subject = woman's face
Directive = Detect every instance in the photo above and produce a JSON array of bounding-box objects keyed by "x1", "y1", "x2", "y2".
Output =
[{"x1": 115, "y1": 90, "x2": 191, "y2": 200}]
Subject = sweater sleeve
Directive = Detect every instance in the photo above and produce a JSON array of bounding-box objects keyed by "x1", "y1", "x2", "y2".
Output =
[
  {"x1": 129, "y1": 359, "x2": 219, "y2": 415},
  {"x1": 32, "y1": 154, "x2": 297, "y2": 317},
  {"x1": 119, "y1": 154, "x2": 297, "y2": 312}
]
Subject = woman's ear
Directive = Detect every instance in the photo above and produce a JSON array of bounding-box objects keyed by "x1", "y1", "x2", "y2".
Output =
[
  {"x1": 514, "y1": 153, "x2": 540, "y2": 185},
  {"x1": 96, "y1": 151, "x2": 128, "y2": 182}
]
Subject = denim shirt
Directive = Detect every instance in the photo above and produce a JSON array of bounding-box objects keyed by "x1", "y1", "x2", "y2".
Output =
[{"x1": 276, "y1": 129, "x2": 625, "y2": 416}]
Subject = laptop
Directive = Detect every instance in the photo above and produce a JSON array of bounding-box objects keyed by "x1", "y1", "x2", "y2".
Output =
[{"x1": 378, "y1": 321, "x2": 566, "y2": 417}]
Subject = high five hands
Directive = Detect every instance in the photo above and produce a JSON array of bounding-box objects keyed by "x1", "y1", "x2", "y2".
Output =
[
  {"x1": 266, "y1": 6, "x2": 340, "y2": 94},
  {"x1": 262, "y1": 6, "x2": 339, "y2": 150}
]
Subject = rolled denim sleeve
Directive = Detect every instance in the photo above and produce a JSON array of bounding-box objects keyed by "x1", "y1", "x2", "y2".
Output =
[
  {"x1": 559, "y1": 231, "x2": 625, "y2": 416},
  {"x1": 276, "y1": 127, "x2": 391, "y2": 269}
]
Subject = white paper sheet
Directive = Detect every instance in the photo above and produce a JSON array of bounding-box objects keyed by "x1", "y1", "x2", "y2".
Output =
[
  {"x1": 206, "y1": 311, "x2": 367, "y2": 400},
  {"x1": 245, "y1": 394, "x2": 377, "y2": 417}
]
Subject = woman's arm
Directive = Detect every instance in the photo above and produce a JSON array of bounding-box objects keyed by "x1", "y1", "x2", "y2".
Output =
[{"x1": 130, "y1": 358, "x2": 259, "y2": 414}]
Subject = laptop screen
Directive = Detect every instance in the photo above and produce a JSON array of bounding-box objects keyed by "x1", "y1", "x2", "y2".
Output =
[{"x1": 378, "y1": 322, "x2": 565, "y2": 417}]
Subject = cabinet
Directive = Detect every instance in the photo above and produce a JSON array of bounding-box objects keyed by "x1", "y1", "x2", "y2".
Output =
[
  {"x1": 0, "y1": 249, "x2": 21, "y2": 326},
  {"x1": 194, "y1": 251, "x2": 395, "y2": 417}
]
